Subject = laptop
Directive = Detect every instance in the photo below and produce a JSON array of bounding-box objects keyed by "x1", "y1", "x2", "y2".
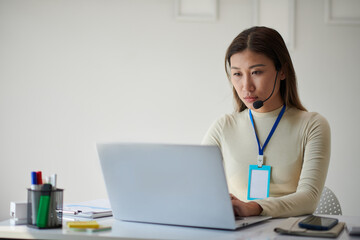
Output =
[{"x1": 97, "y1": 143, "x2": 271, "y2": 230}]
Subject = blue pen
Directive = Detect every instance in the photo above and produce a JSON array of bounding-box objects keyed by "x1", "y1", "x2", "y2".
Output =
[{"x1": 31, "y1": 171, "x2": 37, "y2": 185}]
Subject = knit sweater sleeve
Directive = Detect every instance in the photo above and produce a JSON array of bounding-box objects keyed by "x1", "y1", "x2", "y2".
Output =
[
  {"x1": 201, "y1": 115, "x2": 229, "y2": 148},
  {"x1": 254, "y1": 113, "x2": 331, "y2": 218}
]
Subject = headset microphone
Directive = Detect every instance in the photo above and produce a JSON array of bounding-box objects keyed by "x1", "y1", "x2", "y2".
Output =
[{"x1": 253, "y1": 71, "x2": 279, "y2": 109}]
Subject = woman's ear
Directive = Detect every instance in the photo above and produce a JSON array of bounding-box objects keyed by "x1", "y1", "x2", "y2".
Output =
[
  {"x1": 279, "y1": 71, "x2": 286, "y2": 80},
  {"x1": 279, "y1": 64, "x2": 287, "y2": 80}
]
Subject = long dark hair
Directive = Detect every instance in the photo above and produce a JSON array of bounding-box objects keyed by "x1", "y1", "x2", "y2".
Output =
[{"x1": 225, "y1": 26, "x2": 306, "y2": 112}]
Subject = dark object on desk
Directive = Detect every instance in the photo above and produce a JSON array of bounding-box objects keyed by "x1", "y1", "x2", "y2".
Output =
[
  {"x1": 347, "y1": 224, "x2": 360, "y2": 236},
  {"x1": 298, "y1": 215, "x2": 338, "y2": 231},
  {"x1": 274, "y1": 217, "x2": 344, "y2": 238}
]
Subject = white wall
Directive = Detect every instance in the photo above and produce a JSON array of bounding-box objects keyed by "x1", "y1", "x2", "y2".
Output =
[{"x1": 0, "y1": 0, "x2": 359, "y2": 221}]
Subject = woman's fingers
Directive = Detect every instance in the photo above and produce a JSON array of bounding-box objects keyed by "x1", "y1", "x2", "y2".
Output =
[
  {"x1": 232, "y1": 199, "x2": 244, "y2": 216},
  {"x1": 231, "y1": 200, "x2": 263, "y2": 217},
  {"x1": 229, "y1": 193, "x2": 238, "y2": 200}
]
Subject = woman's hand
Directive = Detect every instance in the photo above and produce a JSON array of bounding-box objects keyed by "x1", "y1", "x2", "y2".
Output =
[{"x1": 230, "y1": 193, "x2": 263, "y2": 217}]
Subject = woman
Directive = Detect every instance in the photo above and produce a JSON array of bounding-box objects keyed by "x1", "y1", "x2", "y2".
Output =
[{"x1": 202, "y1": 26, "x2": 330, "y2": 218}]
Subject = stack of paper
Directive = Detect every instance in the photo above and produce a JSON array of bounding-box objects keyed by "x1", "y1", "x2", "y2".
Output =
[{"x1": 63, "y1": 199, "x2": 112, "y2": 219}]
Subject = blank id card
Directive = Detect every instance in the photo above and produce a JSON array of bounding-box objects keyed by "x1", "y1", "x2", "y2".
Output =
[{"x1": 247, "y1": 165, "x2": 271, "y2": 200}]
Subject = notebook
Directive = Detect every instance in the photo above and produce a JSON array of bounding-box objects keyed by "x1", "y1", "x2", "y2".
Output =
[
  {"x1": 63, "y1": 199, "x2": 112, "y2": 219},
  {"x1": 97, "y1": 143, "x2": 271, "y2": 230}
]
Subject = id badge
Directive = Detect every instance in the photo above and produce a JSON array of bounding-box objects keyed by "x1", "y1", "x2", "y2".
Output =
[{"x1": 247, "y1": 165, "x2": 271, "y2": 200}]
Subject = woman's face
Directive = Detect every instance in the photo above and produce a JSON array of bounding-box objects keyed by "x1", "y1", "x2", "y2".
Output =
[{"x1": 230, "y1": 50, "x2": 285, "y2": 113}]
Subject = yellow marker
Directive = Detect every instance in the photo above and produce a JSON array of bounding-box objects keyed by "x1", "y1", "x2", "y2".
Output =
[{"x1": 67, "y1": 221, "x2": 99, "y2": 229}]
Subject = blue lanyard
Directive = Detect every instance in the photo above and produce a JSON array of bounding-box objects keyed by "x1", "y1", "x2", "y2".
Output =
[{"x1": 249, "y1": 105, "x2": 286, "y2": 156}]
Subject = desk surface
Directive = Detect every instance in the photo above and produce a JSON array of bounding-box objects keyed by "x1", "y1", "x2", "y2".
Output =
[{"x1": 0, "y1": 215, "x2": 359, "y2": 240}]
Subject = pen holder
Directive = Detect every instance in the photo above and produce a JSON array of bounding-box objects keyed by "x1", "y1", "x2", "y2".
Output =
[{"x1": 27, "y1": 188, "x2": 63, "y2": 229}]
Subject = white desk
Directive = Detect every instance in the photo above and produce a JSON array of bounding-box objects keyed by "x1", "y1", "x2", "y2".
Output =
[{"x1": 0, "y1": 215, "x2": 359, "y2": 240}]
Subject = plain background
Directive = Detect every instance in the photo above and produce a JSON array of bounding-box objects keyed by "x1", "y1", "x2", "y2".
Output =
[{"x1": 1, "y1": 0, "x2": 360, "y2": 221}]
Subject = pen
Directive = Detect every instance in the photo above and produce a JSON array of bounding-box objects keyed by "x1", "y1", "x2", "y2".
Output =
[
  {"x1": 48, "y1": 189, "x2": 55, "y2": 227},
  {"x1": 49, "y1": 174, "x2": 57, "y2": 226},
  {"x1": 30, "y1": 171, "x2": 41, "y2": 225},
  {"x1": 63, "y1": 210, "x2": 82, "y2": 215},
  {"x1": 45, "y1": 176, "x2": 51, "y2": 185},
  {"x1": 51, "y1": 174, "x2": 57, "y2": 189},
  {"x1": 36, "y1": 171, "x2": 43, "y2": 185},
  {"x1": 31, "y1": 172, "x2": 37, "y2": 185}
]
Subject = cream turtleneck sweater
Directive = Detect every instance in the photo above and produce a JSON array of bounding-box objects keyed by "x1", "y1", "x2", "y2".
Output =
[{"x1": 202, "y1": 106, "x2": 331, "y2": 218}]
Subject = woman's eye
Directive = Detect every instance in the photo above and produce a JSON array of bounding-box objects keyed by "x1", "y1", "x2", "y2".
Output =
[
  {"x1": 252, "y1": 71, "x2": 262, "y2": 75},
  {"x1": 233, "y1": 73, "x2": 241, "y2": 76}
]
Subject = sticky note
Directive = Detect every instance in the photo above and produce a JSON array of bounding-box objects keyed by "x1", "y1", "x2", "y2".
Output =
[{"x1": 67, "y1": 221, "x2": 99, "y2": 229}]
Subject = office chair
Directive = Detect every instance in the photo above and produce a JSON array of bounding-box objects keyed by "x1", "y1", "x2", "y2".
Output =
[{"x1": 314, "y1": 186, "x2": 342, "y2": 215}]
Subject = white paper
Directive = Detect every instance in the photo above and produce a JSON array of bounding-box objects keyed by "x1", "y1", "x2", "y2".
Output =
[
  {"x1": 63, "y1": 199, "x2": 112, "y2": 218},
  {"x1": 249, "y1": 169, "x2": 269, "y2": 199}
]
